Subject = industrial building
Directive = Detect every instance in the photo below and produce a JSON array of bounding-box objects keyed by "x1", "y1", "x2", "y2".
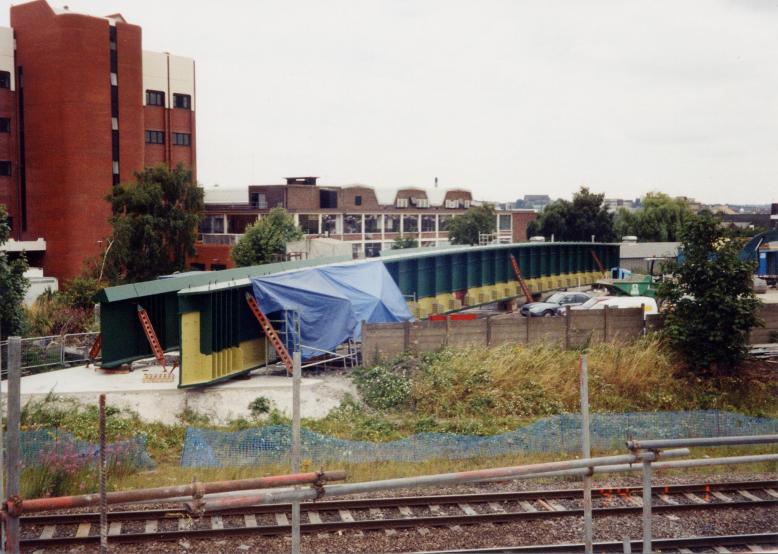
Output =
[
  {"x1": 192, "y1": 177, "x2": 538, "y2": 269},
  {"x1": 0, "y1": 0, "x2": 195, "y2": 282}
]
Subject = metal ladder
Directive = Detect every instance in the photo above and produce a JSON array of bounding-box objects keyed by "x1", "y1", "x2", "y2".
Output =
[
  {"x1": 509, "y1": 254, "x2": 534, "y2": 303},
  {"x1": 245, "y1": 293, "x2": 294, "y2": 375},
  {"x1": 137, "y1": 305, "x2": 168, "y2": 369}
]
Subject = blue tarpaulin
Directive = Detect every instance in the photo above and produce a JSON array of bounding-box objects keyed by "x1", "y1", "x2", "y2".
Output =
[{"x1": 250, "y1": 261, "x2": 413, "y2": 359}]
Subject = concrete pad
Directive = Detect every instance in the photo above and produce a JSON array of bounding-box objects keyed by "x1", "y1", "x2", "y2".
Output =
[{"x1": 1, "y1": 363, "x2": 356, "y2": 424}]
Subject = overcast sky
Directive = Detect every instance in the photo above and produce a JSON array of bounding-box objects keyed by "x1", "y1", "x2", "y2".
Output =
[{"x1": 5, "y1": 0, "x2": 777, "y2": 204}]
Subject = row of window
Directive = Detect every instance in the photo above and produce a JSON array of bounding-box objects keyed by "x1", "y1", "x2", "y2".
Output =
[
  {"x1": 145, "y1": 90, "x2": 192, "y2": 109},
  {"x1": 144, "y1": 130, "x2": 192, "y2": 146}
]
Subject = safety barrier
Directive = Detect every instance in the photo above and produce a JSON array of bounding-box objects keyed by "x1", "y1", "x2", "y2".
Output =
[
  {"x1": 180, "y1": 410, "x2": 778, "y2": 468},
  {"x1": 0, "y1": 332, "x2": 99, "y2": 378}
]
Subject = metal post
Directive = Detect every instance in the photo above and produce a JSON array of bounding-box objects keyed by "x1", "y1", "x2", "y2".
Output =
[
  {"x1": 291, "y1": 351, "x2": 301, "y2": 554},
  {"x1": 580, "y1": 354, "x2": 593, "y2": 554},
  {"x1": 99, "y1": 394, "x2": 108, "y2": 553},
  {"x1": 6, "y1": 336, "x2": 21, "y2": 554},
  {"x1": 641, "y1": 456, "x2": 652, "y2": 553}
]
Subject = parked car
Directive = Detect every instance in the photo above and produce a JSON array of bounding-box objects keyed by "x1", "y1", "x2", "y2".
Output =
[
  {"x1": 520, "y1": 291, "x2": 592, "y2": 317},
  {"x1": 571, "y1": 295, "x2": 658, "y2": 318}
]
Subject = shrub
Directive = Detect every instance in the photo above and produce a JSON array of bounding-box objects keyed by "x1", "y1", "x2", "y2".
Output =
[{"x1": 248, "y1": 396, "x2": 272, "y2": 418}]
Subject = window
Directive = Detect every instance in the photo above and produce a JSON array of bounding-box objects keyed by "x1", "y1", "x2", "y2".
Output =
[
  {"x1": 320, "y1": 189, "x2": 338, "y2": 208},
  {"x1": 355, "y1": 195, "x2": 362, "y2": 206},
  {"x1": 211, "y1": 264, "x2": 226, "y2": 271},
  {"x1": 445, "y1": 199, "x2": 459, "y2": 208},
  {"x1": 322, "y1": 214, "x2": 339, "y2": 234},
  {"x1": 146, "y1": 90, "x2": 165, "y2": 106},
  {"x1": 364, "y1": 214, "x2": 381, "y2": 233},
  {"x1": 0, "y1": 118, "x2": 9, "y2": 133},
  {"x1": 344, "y1": 214, "x2": 362, "y2": 234},
  {"x1": 0, "y1": 71, "x2": 10, "y2": 89},
  {"x1": 0, "y1": 161, "x2": 10, "y2": 176},
  {"x1": 173, "y1": 132, "x2": 191, "y2": 146},
  {"x1": 413, "y1": 198, "x2": 429, "y2": 208},
  {"x1": 145, "y1": 130, "x2": 164, "y2": 144},
  {"x1": 190, "y1": 263, "x2": 206, "y2": 271},
  {"x1": 250, "y1": 192, "x2": 267, "y2": 209},
  {"x1": 498, "y1": 214, "x2": 511, "y2": 231},
  {"x1": 198, "y1": 215, "x2": 225, "y2": 234},
  {"x1": 299, "y1": 214, "x2": 320, "y2": 235},
  {"x1": 173, "y1": 93, "x2": 191, "y2": 109},
  {"x1": 403, "y1": 214, "x2": 418, "y2": 233},
  {"x1": 396, "y1": 197, "x2": 409, "y2": 208},
  {"x1": 438, "y1": 215, "x2": 452, "y2": 231},
  {"x1": 383, "y1": 214, "x2": 400, "y2": 232},
  {"x1": 421, "y1": 215, "x2": 436, "y2": 232},
  {"x1": 365, "y1": 243, "x2": 382, "y2": 258}
]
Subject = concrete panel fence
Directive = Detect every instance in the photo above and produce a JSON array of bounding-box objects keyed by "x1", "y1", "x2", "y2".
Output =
[
  {"x1": 363, "y1": 303, "x2": 778, "y2": 364},
  {"x1": 362, "y1": 307, "x2": 645, "y2": 364}
]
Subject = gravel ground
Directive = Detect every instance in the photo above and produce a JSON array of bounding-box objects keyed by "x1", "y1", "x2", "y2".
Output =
[{"x1": 22, "y1": 473, "x2": 777, "y2": 553}]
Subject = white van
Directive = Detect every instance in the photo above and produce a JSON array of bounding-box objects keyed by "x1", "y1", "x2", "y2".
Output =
[{"x1": 572, "y1": 295, "x2": 658, "y2": 318}]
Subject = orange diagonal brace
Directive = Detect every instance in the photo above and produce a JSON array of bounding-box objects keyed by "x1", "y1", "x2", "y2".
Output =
[
  {"x1": 137, "y1": 305, "x2": 167, "y2": 369},
  {"x1": 590, "y1": 250, "x2": 607, "y2": 277},
  {"x1": 510, "y1": 254, "x2": 534, "y2": 303},
  {"x1": 245, "y1": 293, "x2": 294, "y2": 375}
]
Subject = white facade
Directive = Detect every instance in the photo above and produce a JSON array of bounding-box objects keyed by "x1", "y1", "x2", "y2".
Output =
[{"x1": 141, "y1": 50, "x2": 195, "y2": 109}]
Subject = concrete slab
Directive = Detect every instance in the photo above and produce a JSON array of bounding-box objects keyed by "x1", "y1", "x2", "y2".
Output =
[{"x1": 1, "y1": 363, "x2": 356, "y2": 424}]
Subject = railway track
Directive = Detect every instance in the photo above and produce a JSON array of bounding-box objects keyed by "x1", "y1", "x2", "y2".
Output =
[
  {"x1": 418, "y1": 532, "x2": 778, "y2": 553},
  {"x1": 20, "y1": 479, "x2": 778, "y2": 549}
]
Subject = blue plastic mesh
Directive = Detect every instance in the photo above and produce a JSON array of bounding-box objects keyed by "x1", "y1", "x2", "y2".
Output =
[
  {"x1": 180, "y1": 410, "x2": 778, "y2": 468},
  {"x1": 21, "y1": 429, "x2": 155, "y2": 471}
]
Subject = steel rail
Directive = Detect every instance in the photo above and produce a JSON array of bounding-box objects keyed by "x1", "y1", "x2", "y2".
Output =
[
  {"x1": 19, "y1": 497, "x2": 777, "y2": 547},
  {"x1": 19, "y1": 478, "x2": 777, "y2": 527},
  {"x1": 416, "y1": 532, "x2": 778, "y2": 554}
]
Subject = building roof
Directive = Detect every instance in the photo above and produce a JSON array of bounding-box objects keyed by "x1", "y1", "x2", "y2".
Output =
[
  {"x1": 619, "y1": 242, "x2": 679, "y2": 259},
  {"x1": 203, "y1": 187, "x2": 246, "y2": 204}
]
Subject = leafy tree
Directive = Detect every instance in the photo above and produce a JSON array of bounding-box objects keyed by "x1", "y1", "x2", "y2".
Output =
[
  {"x1": 392, "y1": 237, "x2": 419, "y2": 249},
  {"x1": 105, "y1": 165, "x2": 204, "y2": 283},
  {"x1": 657, "y1": 211, "x2": 761, "y2": 376},
  {"x1": 232, "y1": 208, "x2": 303, "y2": 267},
  {"x1": 0, "y1": 205, "x2": 29, "y2": 338},
  {"x1": 614, "y1": 193, "x2": 692, "y2": 241},
  {"x1": 527, "y1": 187, "x2": 615, "y2": 242},
  {"x1": 447, "y1": 204, "x2": 497, "y2": 245}
]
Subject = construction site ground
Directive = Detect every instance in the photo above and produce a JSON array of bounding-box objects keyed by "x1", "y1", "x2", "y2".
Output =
[{"x1": 1, "y1": 362, "x2": 356, "y2": 423}]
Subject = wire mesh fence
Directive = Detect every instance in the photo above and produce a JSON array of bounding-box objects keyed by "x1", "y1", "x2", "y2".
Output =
[
  {"x1": 180, "y1": 410, "x2": 778, "y2": 468},
  {"x1": 0, "y1": 332, "x2": 99, "y2": 378}
]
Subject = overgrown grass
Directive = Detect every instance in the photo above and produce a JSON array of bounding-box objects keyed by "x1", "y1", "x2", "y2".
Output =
[{"x1": 16, "y1": 339, "x2": 778, "y2": 495}]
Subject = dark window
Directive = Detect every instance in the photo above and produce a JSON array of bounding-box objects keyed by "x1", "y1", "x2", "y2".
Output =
[
  {"x1": 146, "y1": 90, "x2": 165, "y2": 106},
  {"x1": 211, "y1": 264, "x2": 226, "y2": 271},
  {"x1": 110, "y1": 50, "x2": 118, "y2": 73},
  {"x1": 250, "y1": 192, "x2": 267, "y2": 209},
  {"x1": 109, "y1": 25, "x2": 117, "y2": 41},
  {"x1": 0, "y1": 118, "x2": 9, "y2": 133},
  {"x1": 0, "y1": 71, "x2": 10, "y2": 89},
  {"x1": 0, "y1": 161, "x2": 10, "y2": 176},
  {"x1": 111, "y1": 130, "x2": 119, "y2": 161},
  {"x1": 112, "y1": 173, "x2": 120, "y2": 186},
  {"x1": 355, "y1": 195, "x2": 362, "y2": 206},
  {"x1": 173, "y1": 93, "x2": 191, "y2": 109},
  {"x1": 190, "y1": 263, "x2": 206, "y2": 271},
  {"x1": 320, "y1": 189, "x2": 338, "y2": 209},
  {"x1": 173, "y1": 132, "x2": 191, "y2": 146},
  {"x1": 145, "y1": 130, "x2": 164, "y2": 144}
]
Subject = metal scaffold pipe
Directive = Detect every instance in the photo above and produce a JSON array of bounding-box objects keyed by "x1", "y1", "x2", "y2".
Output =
[
  {"x1": 8, "y1": 470, "x2": 346, "y2": 515},
  {"x1": 189, "y1": 449, "x2": 690, "y2": 513},
  {"x1": 626, "y1": 434, "x2": 778, "y2": 450}
]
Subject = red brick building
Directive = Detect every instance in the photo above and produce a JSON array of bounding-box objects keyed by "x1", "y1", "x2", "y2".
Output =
[
  {"x1": 0, "y1": 0, "x2": 195, "y2": 282},
  {"x1": 192, "y1": 177, "x2": 536, "y2": 270}
]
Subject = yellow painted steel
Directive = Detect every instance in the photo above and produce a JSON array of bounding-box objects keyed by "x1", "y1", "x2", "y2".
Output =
[{"x1": 180, "y1": 311, "x2": 267, "y2": 387}]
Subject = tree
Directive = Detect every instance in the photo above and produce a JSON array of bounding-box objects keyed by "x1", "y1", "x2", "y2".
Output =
[
  {"x1": 447, "y1": 204, "x2": 497, "y2": 245},
  {"x1": 392, "y1": 237, "x2": 418, "y2": 249},
  {"x1": 614, "y1": 193, "x2": 692, "y2": 241},
  {"x1": 527, "y1": 187, "x2": 615, "y2": 242},
  {"x1": 105, "y1": 165, "x2": 204, "y2": 283},
  {"x1": 0, "y1": 205, "x2": 29, "y2": 338},
  {"x1": 657, "y1": 211, "x2": 761, "y2": 376},
  {"x1": 232, "y1": 208, "x2": 303, "y2": 267}
]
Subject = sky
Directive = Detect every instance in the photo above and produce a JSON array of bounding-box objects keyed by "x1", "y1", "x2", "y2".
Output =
[{"x1": 3, "y1": 0, "x2": 777, "y2": 204}]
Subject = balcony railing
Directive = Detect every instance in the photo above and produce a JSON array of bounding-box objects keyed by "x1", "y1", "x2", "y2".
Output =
[{"x1": 198, "y1": 233, "x2": 242, "y2": 245}]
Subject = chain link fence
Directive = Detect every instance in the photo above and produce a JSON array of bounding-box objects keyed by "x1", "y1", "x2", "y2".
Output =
[{"x1": 0, "y1": 332, "x2": 99, "y2": 378}]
